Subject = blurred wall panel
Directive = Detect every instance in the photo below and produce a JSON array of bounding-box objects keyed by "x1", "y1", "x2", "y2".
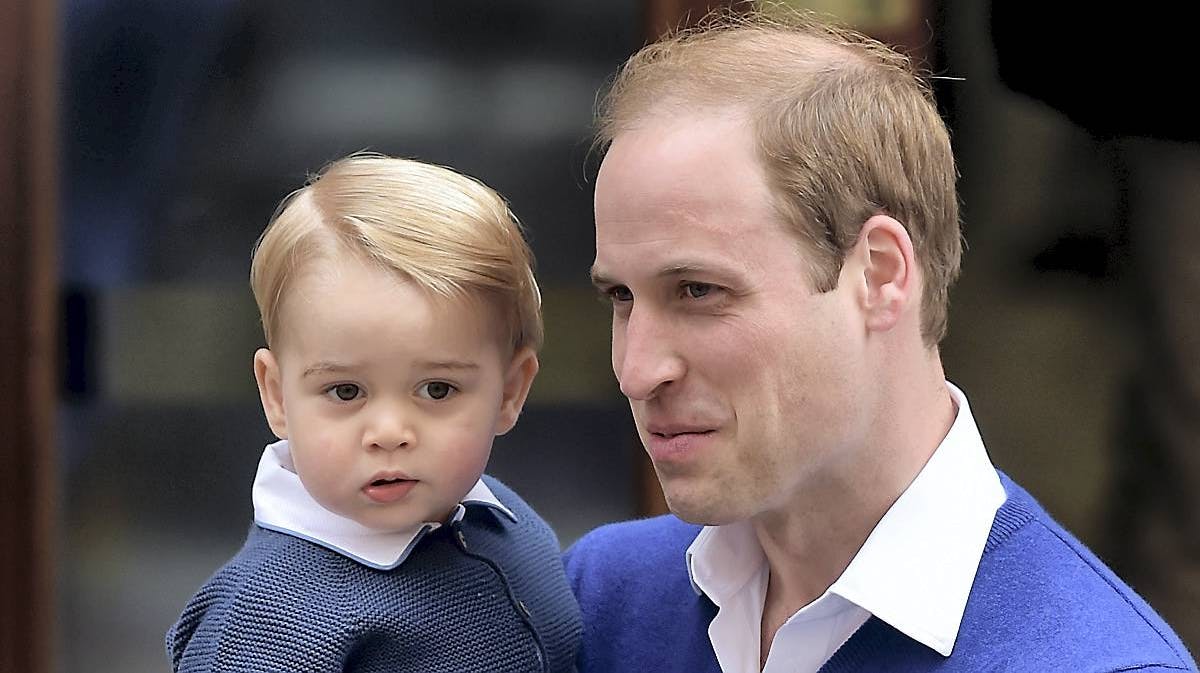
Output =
[{"x1": 0, "y1": 0, "x2": 59, "y2": 671}]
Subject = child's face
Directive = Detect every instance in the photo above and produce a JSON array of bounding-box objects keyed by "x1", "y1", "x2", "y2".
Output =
[{"x1": 253, "y1": 253, "x2": 537, "y2": 531}]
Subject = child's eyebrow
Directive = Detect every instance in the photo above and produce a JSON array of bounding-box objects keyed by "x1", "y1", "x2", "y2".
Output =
[
  {"x1": 302, "y1": 361, "x2": 356, "y2": 378},
  {"x1": 416, "y1": 360, "x2": 480, "y2": 372},
  {"x1": 302, "y1": 360, "x2": 480, "y2": 377}
]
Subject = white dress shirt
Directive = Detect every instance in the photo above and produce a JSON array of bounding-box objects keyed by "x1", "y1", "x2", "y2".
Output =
[
  {"x1": 686, "y1": 382, "x2": 1007, "y2": 673},
  {"x1": 251, "y1": 439, "x2": 515, "y2": 570}
]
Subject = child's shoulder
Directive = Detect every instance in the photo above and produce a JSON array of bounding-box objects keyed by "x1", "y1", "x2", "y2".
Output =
[
  {"x1": 167, "y1": 525, "x2": 365, "y2": 670},
  {"x1": 478, "y1": 474, "x2": 549, "y2": 529},
  {"x1": 478, "y1": 473, "x2": 527, "y2": 509},
  {"x1": 188, "y1": 524, "x2": 360, "y2": 606},
  {"x1": 472, "y1": 474, "x2": 563, "y2": 549}
]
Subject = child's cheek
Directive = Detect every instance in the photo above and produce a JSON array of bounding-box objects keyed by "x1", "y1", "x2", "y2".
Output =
[{"x1": 437, "y1": 426, "x2": 495, "y2": 485}]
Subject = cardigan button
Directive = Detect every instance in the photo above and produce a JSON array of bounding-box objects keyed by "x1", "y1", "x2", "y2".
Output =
[
  {"x1": 517, "y1": 600, "x2": 532, "y2": 619},
  {"x1": 455, "y1": 529, "x2": 468, "y2": 549}
]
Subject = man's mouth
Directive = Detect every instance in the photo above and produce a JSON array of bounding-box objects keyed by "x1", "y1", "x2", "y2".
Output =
[
  {"x1": 651, "y1": 430, "x2": 714, "y2": 438},
  {"x1": 643, "y1": 425, "x2": 718, "y2": 462},
  {"x1": 646, "y1": 421, "x2": 717, "y2": 438}
]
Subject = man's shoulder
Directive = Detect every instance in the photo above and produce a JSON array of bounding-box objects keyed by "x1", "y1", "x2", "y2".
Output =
[
  {"x1": 563, "y1": 514, "x2": 710, "y2": 627},
  {"x1": 563, "y1": 514, "x2": 705, "y2": 607},
  {"x1": 565, "y1": 514, "x2": 701, "y2": 576},
  {"x1": 564, "y1": 516, "x2": 720, "y2": 673},
  {"x1": 960, "y1": 474, "x2": 1196, "y2": 670}
]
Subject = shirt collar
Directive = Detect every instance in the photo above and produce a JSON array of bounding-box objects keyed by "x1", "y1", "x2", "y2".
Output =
[
  {"x1": 686, "y1": 381, "x2": 1006, "y2": 657},
  {"x1": 251, "y1": 439, "x2": 516, "y2": 570}
]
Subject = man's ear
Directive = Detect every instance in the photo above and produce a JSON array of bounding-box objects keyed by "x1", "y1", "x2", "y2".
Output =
[
  {"x1": 253, "y1": 348, "x2": 289, "y2": 439},
  {"x1": 495, "y1": 348, "x2": 539, "y2": 436},
  {"x1": 852, "y1": 214, "x2": 916, "y2": 333}
]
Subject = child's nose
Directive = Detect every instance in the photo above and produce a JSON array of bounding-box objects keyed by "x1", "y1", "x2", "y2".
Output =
[{"x1": 364, "y1": 405, "x2": 415, "y2": 451}]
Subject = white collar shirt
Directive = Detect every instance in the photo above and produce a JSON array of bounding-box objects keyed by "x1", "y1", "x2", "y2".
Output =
[
  {"x1": 251, "y1": 439, "x2": 516, "y2": 570},
  {"x1": 685, "y1": 382, "x2": 1007, "y2": 672}
]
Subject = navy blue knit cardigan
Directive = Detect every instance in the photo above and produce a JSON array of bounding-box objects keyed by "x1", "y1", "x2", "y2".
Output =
[{"x1": 168, "y1": 476, "x2": 581, "y2": 672}]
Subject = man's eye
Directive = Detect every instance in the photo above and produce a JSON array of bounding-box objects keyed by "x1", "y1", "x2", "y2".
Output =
[
  {"x1": 609, "y1": 286, "x2": 633, "y2": 302},
  {"x1": 419, "y1": 381, "x2": 455, "y2": 401},
  {"x1": 683, "y1": 282, "x2": 714, "y2": 299},
  {"x1": 328, "y1": 384, "x2": 361, "y2": 401}
]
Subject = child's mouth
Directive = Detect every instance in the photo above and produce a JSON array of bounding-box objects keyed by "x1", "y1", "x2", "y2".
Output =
[{"x1": 363, "y1": 475, "x2": 417, "y2": 503}]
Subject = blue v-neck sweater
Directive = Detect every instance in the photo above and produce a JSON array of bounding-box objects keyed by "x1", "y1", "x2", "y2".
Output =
[{"x1": 564, "y1": 473, "x2": 1196, "y2": 672}]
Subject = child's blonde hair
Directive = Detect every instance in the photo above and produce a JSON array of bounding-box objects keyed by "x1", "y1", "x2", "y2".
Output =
[{"x1": 250, "y1": 153, "x2": 542, "y2": 354}]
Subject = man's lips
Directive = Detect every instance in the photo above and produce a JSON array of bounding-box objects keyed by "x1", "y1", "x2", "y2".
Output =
[
  {"x1": 644, "y1": 426, "x2": 717, "y2": 461},
  {"x1": 362, "y1": 472, "x2": 417, "y2": 504},
  {"x1": 645, "y1": 421, "x2": 717, "y2": 438},
  {"x1": 650, "y1": 428, "x2": 713, "y2": 437}
]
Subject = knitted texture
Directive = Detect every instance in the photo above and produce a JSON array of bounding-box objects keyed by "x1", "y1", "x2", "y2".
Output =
[
  {"x1": 564, "y1": 472, "x2": 1198, "y2": 672},
  {"x1": 168, "y1": 475, "x2": 581, "y2": 672}
]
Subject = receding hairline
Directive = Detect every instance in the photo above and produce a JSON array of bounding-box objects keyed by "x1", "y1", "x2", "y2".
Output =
[{"x1": 595, "y1": 13, "x2": 921, "y2": 145}]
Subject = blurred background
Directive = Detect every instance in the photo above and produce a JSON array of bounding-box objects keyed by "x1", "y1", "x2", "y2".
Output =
[{"x1": 2, "y1": 0, "x2": 1196, "y2": 671}]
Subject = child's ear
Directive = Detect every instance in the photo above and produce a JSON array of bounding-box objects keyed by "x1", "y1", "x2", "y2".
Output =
[
  {"x1": 253, "y1": 348, "x2": 289, "y2": 439},
  {"x1": 494, "y1": 347, "x2": 539, "y2": 436}
]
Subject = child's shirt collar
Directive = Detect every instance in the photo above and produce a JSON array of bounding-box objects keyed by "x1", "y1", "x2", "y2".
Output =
[{"x1": 251, "y1": 439, "x2": 516, "y2": 570}]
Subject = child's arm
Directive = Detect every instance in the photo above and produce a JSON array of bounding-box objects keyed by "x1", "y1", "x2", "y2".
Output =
[
  {"x1": 168, "y1": 573, "x2": 360, "y2": 672},
  {"x1": 167, "y1": 544, "x2": 361, "y2": 672}
]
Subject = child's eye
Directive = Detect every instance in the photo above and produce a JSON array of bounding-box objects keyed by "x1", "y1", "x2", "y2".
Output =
[
  {"x1": 326, "y1": 383, "x2": 362, "y2": 401},
  {"x1": 418, "y1": 381, "x2": 456, "y2": 401}
]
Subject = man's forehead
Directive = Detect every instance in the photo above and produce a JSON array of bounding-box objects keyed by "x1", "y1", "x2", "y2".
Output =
[
  {"x1": 590, "y1": 223, "x2": 768, "y2": 280},
  {"x1": 591, "y1": 108, "x2": 798, "y2": 283},
  {"x1": 606, "y1": 104, "x2": 752, "y2": 145},
  {"x1": 594, "y1": 196, "x2": 791, "y2": 253},
  {"x1": 598, "y1": 109, "x2": 756, "y2": 176},
  {"x1": 595, "y1": 122, "x2": 773, "y2": 218}
]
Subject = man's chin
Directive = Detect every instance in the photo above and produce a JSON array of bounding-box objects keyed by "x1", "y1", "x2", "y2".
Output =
[{"x1": 661, "y1": 487, "x2": 742, "y2": 526}]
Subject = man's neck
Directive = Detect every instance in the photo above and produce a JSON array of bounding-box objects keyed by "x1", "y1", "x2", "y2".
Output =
[{"x1": 751, "y1": 358, "x2": 956, "y2": 664}]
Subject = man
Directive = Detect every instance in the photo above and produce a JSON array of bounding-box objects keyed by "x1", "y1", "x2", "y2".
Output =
[{"x1": 564, "y1": 10, "x2": 1196, "y2": 673}]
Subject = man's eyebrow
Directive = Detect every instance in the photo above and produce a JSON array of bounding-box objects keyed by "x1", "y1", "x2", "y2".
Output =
[
  {"x1": 656, "y1": 263, "x2": 714, "y2": 278},
  {"x1": 590, "y1": 266, "x2": 617, "y2": 289},
  {"x1": 591, "y1": 261, "x2": 732, "y2": 288}
]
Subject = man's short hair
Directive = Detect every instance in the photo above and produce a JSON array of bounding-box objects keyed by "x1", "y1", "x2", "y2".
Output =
[
  {"x1": 250, "y1": 153, "x2": 543, "y2": 353},
  {"x1": 596, "y1": 9, "x2": 961, "y2": 344}
]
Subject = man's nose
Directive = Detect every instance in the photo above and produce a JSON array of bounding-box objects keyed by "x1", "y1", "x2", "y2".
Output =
[
  {"x1": 615, "y1": 306, "x2": 685, "y2": 401},
  {"x1": 363, "y1": 403, "x2": 415, "y2": 451}
]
